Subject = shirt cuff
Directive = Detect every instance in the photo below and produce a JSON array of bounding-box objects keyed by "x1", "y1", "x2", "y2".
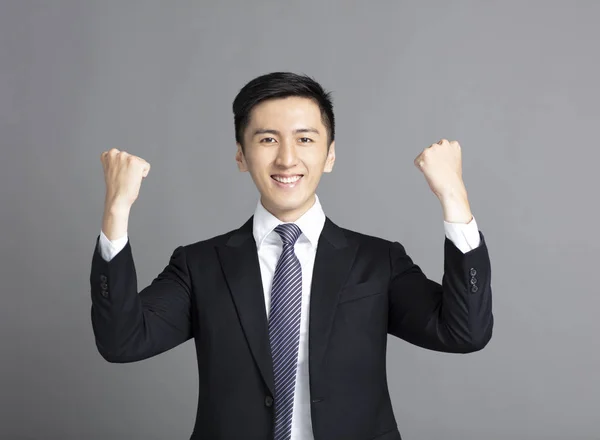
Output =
[
  {"x1": 98, "y1": 230, "x2": 129, "y2": 262},
  {"x1": 443, "y1": 216, "x2": 481, "y2": 253}
]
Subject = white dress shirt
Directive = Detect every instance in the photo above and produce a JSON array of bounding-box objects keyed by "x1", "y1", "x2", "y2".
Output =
[{"x1": 97, "y1": 194, "x2": 480, "y2": 440}]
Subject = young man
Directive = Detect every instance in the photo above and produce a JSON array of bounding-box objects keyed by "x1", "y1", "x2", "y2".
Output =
[{"x1": 91, "y1": 72, "x2": 493, "y2": 440}]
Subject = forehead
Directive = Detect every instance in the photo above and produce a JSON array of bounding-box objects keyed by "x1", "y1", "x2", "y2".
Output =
[{"x1": 248, "y1": 96, "x2": 323, "y2": 127}]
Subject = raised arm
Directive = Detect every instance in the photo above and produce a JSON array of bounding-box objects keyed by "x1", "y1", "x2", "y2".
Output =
[
  {"x1": 387, "y1": 234, "x2": 493, "y2": 353},
  {"x1": 90, "y1": 148, "x2": 192, "y2": 363},
  {"x1": 387, "y1": 139, "x2": 493, "y2": 352}
]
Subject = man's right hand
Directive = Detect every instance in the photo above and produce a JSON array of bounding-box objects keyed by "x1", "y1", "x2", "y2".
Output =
[
  {"x1": 100, "y1": 148, "x2": 151, "y2": 240},
  {"x1": 101, "y1": 148, "x2": 151, "y2": 209}
]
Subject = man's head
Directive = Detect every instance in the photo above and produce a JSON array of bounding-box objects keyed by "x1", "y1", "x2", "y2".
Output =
[{"x1": 233, "y1": 72, "x2": 336, "y2": 222}]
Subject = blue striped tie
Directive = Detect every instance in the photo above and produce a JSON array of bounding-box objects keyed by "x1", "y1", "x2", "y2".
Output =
[{"x1": 269, "y1": 223, "x2": 303, "y2": 440}]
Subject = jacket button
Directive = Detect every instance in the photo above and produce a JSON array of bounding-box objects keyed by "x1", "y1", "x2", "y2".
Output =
[
  {"x1": 471, "y1": 285, "x2": 478, "y2": 293},
  {"x1": 470, "y1": 277, "x2": 477, "y2": 285},
  {"x1": 265, "y1": 396, "x2": 273, "y2": 407},
  {"x1": 101, "y1": 283, "x2": 108, "y2": 290},
  {"x1": 470, "y1": 268, "x2": 477, "y2": 276},
  {"x1": 101, "y1": 290, "x2": 109, "y2": 298},
  {"x1": 100, "y1": 274, "x2": 108, "y2": 282}
]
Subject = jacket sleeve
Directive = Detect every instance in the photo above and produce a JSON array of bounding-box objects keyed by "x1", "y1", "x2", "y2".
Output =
[
  {"x1": 387, "y1": 231, "x2": 493, "y2": 353},
  {"x1": 90, "y1": 236, "x2": 193, "y2": 362}
]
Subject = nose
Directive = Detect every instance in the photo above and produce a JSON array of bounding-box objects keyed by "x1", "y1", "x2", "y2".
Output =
[{"x1": 274, "y1": 141, "x2": 298, "y2": 168}]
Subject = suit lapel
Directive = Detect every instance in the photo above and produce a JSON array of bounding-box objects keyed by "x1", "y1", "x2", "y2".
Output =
[
  {"x1": 216, "y1": 216, "x2": 275, "y2": 397},
  {"x1": 308, "y1": 218, "x2": 358, "y2": 390},
  {"x1": 216, "y1": 215, "x2": 357, "y2": 399}
]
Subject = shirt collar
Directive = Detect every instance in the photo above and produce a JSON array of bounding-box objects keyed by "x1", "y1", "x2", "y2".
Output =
[{"x1": 252, "y1": 194, "x2": 326, "y2": 249}]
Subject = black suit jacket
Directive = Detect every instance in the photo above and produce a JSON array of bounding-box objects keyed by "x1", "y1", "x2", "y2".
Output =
[{"x1": 90, "y1": 216, "x2": 493, "y2": 440}]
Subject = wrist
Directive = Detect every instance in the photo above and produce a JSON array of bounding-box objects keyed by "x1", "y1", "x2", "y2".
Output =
[
  {"x1": 102, "y1": 202, "x2": 131, "y2": 241},
  {"x1": 440, "y1": 193, "x2": 472, "y2": 223},
  {"x1": 104, "y1": 197, "x2": 132, "y2": 216}
]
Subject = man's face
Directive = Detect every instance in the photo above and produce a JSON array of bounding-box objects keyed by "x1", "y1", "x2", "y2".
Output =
[{"x1": 235, "y1": 96, "x2": 335, "y2": 222}]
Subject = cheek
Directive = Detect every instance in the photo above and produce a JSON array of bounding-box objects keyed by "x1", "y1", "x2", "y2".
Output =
[
  {"x1": 303, "y1": 154, "x2": 329, "y2": 173},
  {"x1": 245, "y1": 156, "x2": 272, "y2": 180}
]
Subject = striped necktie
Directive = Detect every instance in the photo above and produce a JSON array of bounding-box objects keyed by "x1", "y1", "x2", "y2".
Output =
[{"x1": 268, "y1": 223, "x2": 303, "y2": 440}]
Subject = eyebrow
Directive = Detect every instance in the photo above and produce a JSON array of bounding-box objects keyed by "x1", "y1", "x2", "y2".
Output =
[{"x1": 252, "y1": 127, "x2": 320, "y2": 137}]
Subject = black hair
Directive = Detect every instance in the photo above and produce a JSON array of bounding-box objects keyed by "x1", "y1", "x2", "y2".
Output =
[{"x1": 232, "y1": 72, "x2": 334, "y2": 151}]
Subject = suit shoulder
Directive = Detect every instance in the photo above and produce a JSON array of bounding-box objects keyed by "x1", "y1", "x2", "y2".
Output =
[
  {"x1": 334, "y1": 224, "x2": 413, "y2": 266},
  {"x1": 178, "y1": 224, "x2": 248, "y2": 253},
  {"x1": 336, "y1": 224, "x2": 397, "y2": 249}
]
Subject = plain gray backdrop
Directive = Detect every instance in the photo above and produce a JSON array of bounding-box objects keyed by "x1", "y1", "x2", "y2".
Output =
[{"x1": 2, "y1": 1, "x2": 599, "y2": 439}]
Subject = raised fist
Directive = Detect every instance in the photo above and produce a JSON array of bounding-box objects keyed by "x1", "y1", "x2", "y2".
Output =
[
  {"x1": 414, "y1": 139, "x2": 465, "y2": 201},
  {"x1": 100, "y1": 148, "x2": 151, "y2": 209}
]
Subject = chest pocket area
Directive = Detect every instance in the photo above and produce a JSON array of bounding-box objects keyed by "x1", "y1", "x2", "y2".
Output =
[{"x1": 338, "y1": 280, "x2": 386, "y2": 304}]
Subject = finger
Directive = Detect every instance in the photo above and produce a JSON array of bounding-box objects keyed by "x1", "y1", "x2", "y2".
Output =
[
  {"x1": 414, "y1": 154, "x2": 424, "y2": 169},
  {"x1": 427, "y1": 139, "x2": 444, "y2": 149}
]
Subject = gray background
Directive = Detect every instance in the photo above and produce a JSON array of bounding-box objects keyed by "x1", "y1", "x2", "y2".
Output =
[{"x1": 2, "y1": 1, "x2": 599, "y2": 439}]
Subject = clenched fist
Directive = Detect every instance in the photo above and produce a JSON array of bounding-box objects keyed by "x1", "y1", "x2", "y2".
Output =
[
  {"x1": 414, "y1": 139, "x2": 465, "y2": 201},
  {"x1": 101, "y1": 148, "x2": 151, "y2": 210},
  {"x1": 414, "y1": 139, "x2": 473, "y2": 223}
]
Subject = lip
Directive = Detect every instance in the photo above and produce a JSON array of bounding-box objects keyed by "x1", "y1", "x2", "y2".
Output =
[{"x1": 271, "y1": 174, "x2": 303, "y2": 189}]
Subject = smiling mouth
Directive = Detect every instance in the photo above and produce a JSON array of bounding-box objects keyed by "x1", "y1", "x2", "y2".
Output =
[{"x1": 272, "y1": 175, "x2": 303, "y2": 183}]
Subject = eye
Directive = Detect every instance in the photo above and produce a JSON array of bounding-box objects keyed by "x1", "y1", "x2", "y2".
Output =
[
  {"x1": 299, "y1": 137, "x2": 313, "y2": 143},
  {"x1": 260, "y1": 137, "x2": 276, "y2": 143}
]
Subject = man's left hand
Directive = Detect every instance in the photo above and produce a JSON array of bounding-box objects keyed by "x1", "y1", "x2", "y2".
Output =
[{"x1": 414, "y1": 139, "x2": 473, "y2": 223}]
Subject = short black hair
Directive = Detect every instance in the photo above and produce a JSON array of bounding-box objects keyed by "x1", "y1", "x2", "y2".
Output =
[{"x1": 232, "y1": 72, "x2": 335, "y2": 151}]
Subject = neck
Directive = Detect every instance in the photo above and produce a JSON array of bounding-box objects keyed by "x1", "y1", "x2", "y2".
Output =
[{"x1": 262, "y1": 194, "x2": 316, "y2": 223}]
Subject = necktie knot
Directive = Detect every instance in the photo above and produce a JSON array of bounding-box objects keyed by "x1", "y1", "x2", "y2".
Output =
[{"x1": 274, "y1": 223, "x2": 302, "y2": 246}]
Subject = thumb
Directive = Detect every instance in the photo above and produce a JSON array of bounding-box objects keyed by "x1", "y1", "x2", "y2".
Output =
[{"x1": 142, "y1": 163, "x2": 150, "y2": 178}]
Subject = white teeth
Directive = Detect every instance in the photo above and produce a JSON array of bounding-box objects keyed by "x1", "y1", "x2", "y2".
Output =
[{"x1": 273, "y1": 175, "x2": 301, "y2": 184}]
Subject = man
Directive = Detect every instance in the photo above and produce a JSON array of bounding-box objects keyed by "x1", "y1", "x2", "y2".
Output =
[{"x1": 90, "y1": 72, "x2": 493, "y2": 440}]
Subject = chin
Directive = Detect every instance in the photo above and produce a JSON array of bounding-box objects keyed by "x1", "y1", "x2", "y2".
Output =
[{"x1": 265, "y1": 192, "x2": 311, "y2": 213}]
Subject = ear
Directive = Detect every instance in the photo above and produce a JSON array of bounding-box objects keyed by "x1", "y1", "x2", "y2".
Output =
[
  {"x1": 235, "y1": 143, "x2": 248, "y2": 172},
  {"x1": 323, "y1": 140, "x2": 336, "y2": 173}
]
